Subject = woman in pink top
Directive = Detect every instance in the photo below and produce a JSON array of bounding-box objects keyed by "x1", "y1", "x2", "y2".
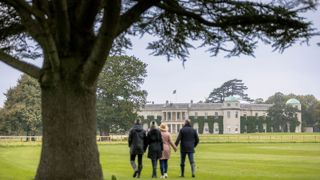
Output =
[{"x1": 159, "y1": 123, "x2": 177, "y2": 178}]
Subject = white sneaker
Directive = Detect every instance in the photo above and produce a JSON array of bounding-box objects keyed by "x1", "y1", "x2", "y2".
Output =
[
  {"x1": 164, "y1": 173, "x2": 168, "y2": 178},
  {"x1": 160, "y1": 175, "x2": 164, "y2": 178}
]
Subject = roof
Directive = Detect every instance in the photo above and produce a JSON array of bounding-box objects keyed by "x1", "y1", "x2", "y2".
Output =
[
  {"x1": 286, "y1": 98, "x2": 300, "y2": 105},
  {"x1": 224, "y1": 96, "x2": 239, "y2": 102},
  {"x1": 141, "y1": 102, "x2": 272, "y2": 111},
  {"x1": 240, "y1": 104, "x2": 273, "y2": 111},
  {"x1": 190, "y1": 103, "x2": 223, "y2": 110}
]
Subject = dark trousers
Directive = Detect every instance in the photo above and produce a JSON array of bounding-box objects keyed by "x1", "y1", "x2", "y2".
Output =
[
  {"x1": 180, "y1": 152, "x2": 194, "y2": 166},
  {"x1": 130, "y1": 154, "x2": 143, "y2": 165},
  {"x1": 159, "y1": 159, "x2": 168, "y2": 175},
  {"x1": 180, "y1": 152, "x2": 196, "y2": 176},
  {"x1": 151, "y1": 158, "x2": 158, "y2": 177},
  {"x1": 130, "y1": 154, "x2": 143, "y2": 172}
]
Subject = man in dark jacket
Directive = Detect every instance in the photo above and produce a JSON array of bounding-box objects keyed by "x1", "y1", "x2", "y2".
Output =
[
  {"x1": 128, "y1": 119, "x2": 148, "y2": 178},
  {"x1": 175, "y1": 119, "x2": 199, "y2": 178}
]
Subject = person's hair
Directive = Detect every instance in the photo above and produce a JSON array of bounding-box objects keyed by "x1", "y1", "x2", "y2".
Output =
[
  {"x1": 185, "y1": 119, "x2": 191, "y2": 126},
  {"x1": 150, "y1": 120, "x2": 158, "y2": 129}
]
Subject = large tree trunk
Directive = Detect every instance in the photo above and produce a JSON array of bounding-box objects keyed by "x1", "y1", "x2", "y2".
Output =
[{"x1": 35, "y1": 79, "x2": 103, "y2": 179}]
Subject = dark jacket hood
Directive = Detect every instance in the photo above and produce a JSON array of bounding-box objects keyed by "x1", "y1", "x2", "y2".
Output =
[{"x1": 133, "y1": 124, "x2": 144, "y2": 132}]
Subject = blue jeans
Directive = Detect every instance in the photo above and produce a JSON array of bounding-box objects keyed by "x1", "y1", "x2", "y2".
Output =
[
  {"x1": 180, "y1": 152, "x2": 194, "y2": 166},
  {"x1": 159, "y1": 159, "x2": 168, "y2": 175}
]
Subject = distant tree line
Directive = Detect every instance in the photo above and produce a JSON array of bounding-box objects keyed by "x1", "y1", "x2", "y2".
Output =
[
  {"x1": 0, "y1": 75, "x2": 41, "y2": 137},
  {"x1": 266, "y1": 92, "x2": 320, "y2": 130},
  {"x1": 205, "y1": 79, "x2": 320, "y2": 130}
]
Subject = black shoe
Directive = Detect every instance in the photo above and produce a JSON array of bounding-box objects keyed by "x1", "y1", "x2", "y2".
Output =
[
  {"x1": 133, "y1": 170, "x2": 138, "y2": 178},
  {"x1": 152, "y1": 175, "x2": 157, "y2": 178},
  {"x1": 180, "y1": 165, "x2": 185, "y2": 178},
  {"x1": 192, "y1": 174, "x2": 195, "y2": 178}
]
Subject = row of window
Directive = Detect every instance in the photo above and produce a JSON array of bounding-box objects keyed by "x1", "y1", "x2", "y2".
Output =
[
  {"x1": 145, "y1": 111, "x2": 270, "y2": 120},
  {"x1": 226, "y1": 111, "x2": 238, "y2": 118},
  {"x1": 193, "y1": 112, "x2": 266, "y2": 119},
  {"x1": 163, "y1": 112, "x2": 186, "y2": 121},
  {"x1": 194, "y1": 111, "x2": 220, "y2": 119},
  {"x1": 227, "y1": 103, "x2": 239, "y2": 107}
]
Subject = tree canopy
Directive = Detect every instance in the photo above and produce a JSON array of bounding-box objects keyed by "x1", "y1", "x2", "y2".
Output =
[
  {"x1": 266, "y1": 92, "x2": 320, "y2": 129},
  {"x1": 0, "y1": 74, "x2": 41, "y2": 136},
  {"x1": 96, "y1": 56, "x2": 147, "y2": 136},
  {"x1": 0, "y1": 0, "x2": 318, "y2": 179},
  {"x1": 267, "y1": 95, "x2": 300, "y2": 132},
  {"x1": 0, "y1": 0, "x2": 318, "y2": 79},
  {"x1": 206, "y1": 79, "x2": 253, "y2": 103}
]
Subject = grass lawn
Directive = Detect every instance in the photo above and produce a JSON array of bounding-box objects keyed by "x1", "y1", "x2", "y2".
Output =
[{"x1": 0, "y1": 143, "x2": 319, "y2": 180}]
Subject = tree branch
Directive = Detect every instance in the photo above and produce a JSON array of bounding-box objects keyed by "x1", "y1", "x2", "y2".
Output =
[
  {"x1": 2, "y1": 0, "x2": 46, "y2": 21},
  {"x1": 156, "y1": 1, "x2": 218, "y2": 27},
  {"x1": 1, "y1": 0, "x2": 44, "y2": 40},
  {"x1": 52, "y1": 0, "x2": 70, "y2": 52},
  {"x1": 76, "y1": 0, "x2": 101, "y2": 34},
  {"x1": 0, "y1": 50, "x2": 41, "y2": 79},
  {"x1": 82, "y1": 0, "x2": 121, "y2": 87},
  {"x1": 0, "y1": 23, "x2": 25, "y2": 39},
  {"x1": 41, "y1": 33, "x2": 60, "y2": 73},
  {"x1": 116, "y1": 0, "x2": 160, "y2": 36},
  {"x1": 157, "y1": 0, "x2": 309, "y2": 29},
  {"x1": 2, "y1": 0, "x2": 61, "y2": 74}
]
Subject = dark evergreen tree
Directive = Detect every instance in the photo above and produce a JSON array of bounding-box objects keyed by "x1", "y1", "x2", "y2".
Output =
[
  {"x1": 0, "y1": 75, "x2": 41, "y2": 137},
  {"x1": 206, "y1": 79, "x2": 253, "y2": 103},
  {"x1": 254, "y1": 98, "x2": 264, "y2": 104}
]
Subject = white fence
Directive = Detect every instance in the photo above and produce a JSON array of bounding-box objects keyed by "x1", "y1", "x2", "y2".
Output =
[
  {"x1": 0, "y1": 135, "x2": 128, "y2": 142},
  {"x1": 1, "y1": 134, "x2": 320, "y2": 144}
]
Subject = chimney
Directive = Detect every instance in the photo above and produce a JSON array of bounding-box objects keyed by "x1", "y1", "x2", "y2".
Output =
[
  {"x1": 189, "y1": 100, "x2": 193, "y2": 108},
  {"x1": 163, "y1": 100, "x2": 169, "y2": 107}
]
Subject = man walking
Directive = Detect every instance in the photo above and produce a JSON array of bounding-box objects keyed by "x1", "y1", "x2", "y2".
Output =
[
  {"x1": 128, "y1": 119, "x2": 148, "y2": 178},
  {"x1": 175, "y1": 119, "x2": 199, "y2": 178}
]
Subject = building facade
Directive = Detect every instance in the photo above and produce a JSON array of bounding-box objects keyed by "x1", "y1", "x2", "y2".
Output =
[{"x1": 138, "y1": 97, "x2": 302, "y2": 134}]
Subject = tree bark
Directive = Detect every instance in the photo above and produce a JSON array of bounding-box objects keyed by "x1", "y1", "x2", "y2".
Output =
[{"x1": 35, "y1": 79, "x2": 103, "y2": 179}]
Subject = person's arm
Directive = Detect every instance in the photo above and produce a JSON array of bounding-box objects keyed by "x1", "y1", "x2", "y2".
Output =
[
  {"x1": 194, "y1": 130, "x2": 199, "y2": 148},
  {"x1": 159, "y1": 131, "x2": 163, "y2": 151},
  {"x1": 128, "y1": 129, "x2": 132, "y2": 147},
  {"x1": 175, "y1": 131, "x2": 182, "y2": 147},
  {"x1": 169, "y1": 134, "x2": 177, "y2": 152},
  {"x1": 144, "y1": 131, "x2": 149, "y2": 152}
]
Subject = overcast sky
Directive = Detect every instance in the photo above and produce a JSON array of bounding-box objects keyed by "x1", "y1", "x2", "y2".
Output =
[{"x1": 0, "y1": 8, "x2": 319, "y2": 107}]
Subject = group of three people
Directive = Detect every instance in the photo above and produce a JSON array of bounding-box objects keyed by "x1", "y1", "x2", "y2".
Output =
[{"x1": 128, "y1": 119, "x2": 199, "y2": 178}]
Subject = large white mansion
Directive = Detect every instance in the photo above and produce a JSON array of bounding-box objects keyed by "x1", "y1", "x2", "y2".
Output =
[{"x1": 138, "y1": 96, "x2": 302, "y2": 134}]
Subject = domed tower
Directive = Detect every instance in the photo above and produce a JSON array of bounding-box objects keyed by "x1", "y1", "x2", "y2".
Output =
[
  {"x1": 223, "y1": 96, "x2": 241, "y2": 134},
  {"x1": 286, "y1": 98, "x2": 302, "y2": 133}
]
